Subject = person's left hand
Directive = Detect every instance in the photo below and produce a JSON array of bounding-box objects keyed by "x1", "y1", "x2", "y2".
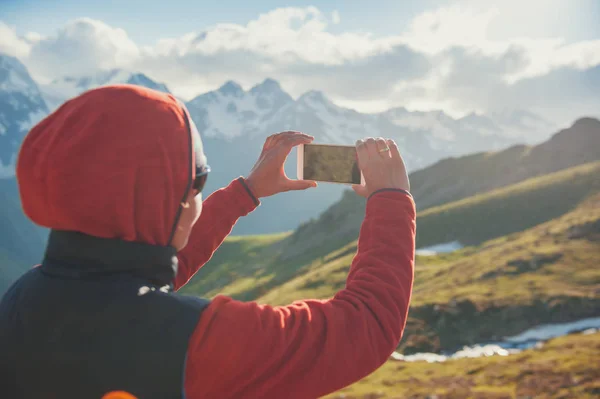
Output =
[{"x1": 244, "y1": 131, "x2": 317, "y2": 199}]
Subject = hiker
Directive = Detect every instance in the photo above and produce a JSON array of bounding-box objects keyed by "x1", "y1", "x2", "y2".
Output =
[{"x1": 0, "y1": 85, "x2": 415, "y2": 399}]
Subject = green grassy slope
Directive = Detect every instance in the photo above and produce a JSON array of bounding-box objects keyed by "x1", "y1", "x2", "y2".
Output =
[
  {"x1": 181, "y1": 188, "x2": 600, "y2": 396},
  {"x1": 180, "y1": 233, "x2": 289, "y2": 301},
  {"x1": 415, "y1": 160, "x2": 600, "y2": 247},
  {"x1": 182, "y1": 163, "x2": 600, "y2": 315},
  {"x1": 281, "y1": 118, "x2": 600, "y2": 260},
  {"x1": 258, "y1": 191, "x2": 600, "y2": 353},
  {"x1": 259, "y1": 189, "x2": 600, "y2": 308},
  {"x1": 409, "y1": 117, "x2": 600, "y2": 210},
  {"x1": 324, "y1": 331, "x2": 600, "y2": 399}
]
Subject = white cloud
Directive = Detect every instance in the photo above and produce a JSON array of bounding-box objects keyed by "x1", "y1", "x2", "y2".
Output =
[
  {"x1": 0, "y1": 22, "x2": 30, "y2": 59},
  {"x1": 25, "y1": 18, "x2": 140, "y2": 83},
  {"x1": 1, "y1": 4, "x2": 599, "y2": 124},
  {"x1": 399, "y1": 6, "x2": 501, "y2": 54},
  {"x1": 148, "y1": 7, "x2": 390, "y2": 65}
]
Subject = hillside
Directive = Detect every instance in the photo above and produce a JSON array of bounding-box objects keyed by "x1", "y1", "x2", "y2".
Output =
[
  {"x1": 283, "y1": 117, "x2": 600, "y2": 256},
  {"x1": 182, "y1": 176, "x2": 600, "y2": 354},
  {"x1": 183, "y1": 161, "x2": 600, "y2": 302},
  {"x1": 325, "y1": 331, "x2": 600, "y2": 399},
  {"x1": 260, "y1": 191, "x2": 600, "y2": 353},
  {"x1": 181, "y1": 233, "x2": 291, "y2": 301},
  {"x1": 415, "y1": 161, "x2": 600, "y2": 247},
  {"x1": 410, "y1": 117, "x2": 600, "y2": 209}
]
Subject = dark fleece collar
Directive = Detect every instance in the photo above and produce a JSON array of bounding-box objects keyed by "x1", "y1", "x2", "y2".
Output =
[{"x1": 41, "y1": 230, "x2": 178, "y2": 287}]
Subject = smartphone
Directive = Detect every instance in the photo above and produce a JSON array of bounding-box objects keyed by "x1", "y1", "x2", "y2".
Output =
[{"x1": 297, "y1": 143, "x2": 365, "y2": 185}]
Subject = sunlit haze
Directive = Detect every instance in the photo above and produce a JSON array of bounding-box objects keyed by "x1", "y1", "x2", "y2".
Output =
[{"x1": 1, "y1": 0, "x2": 599, "y2": 123}]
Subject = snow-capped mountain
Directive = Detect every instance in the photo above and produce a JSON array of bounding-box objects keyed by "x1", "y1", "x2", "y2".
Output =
[
  {"x1": 182, "y1": 79, "x2": 556, "y2": 234},
  {"x1": 42, "y1": 69, "x2": 171, "y2": 111},
  {"x1": 186, "y1": 80, "x2": 555, "y2": 173},
  {"x1": 0, "y1": 54, "x2": 48, "y2": 178},
  {"x1": 186, "y1": 79, "x2": 294, "y2": 139},
  {"x1": 0, "y1": 57, "x2": 557, "y2": 235},
  {"x1": 0, "y1": 55, "x2": 50, "y2": 294}
]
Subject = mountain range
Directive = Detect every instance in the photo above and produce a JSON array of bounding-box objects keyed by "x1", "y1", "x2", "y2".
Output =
[
  {"x1": 279, "y1": 117, "x2": 600, "y2": 261},
  {"x1": 32, "y1": 56, "x2": 558, "y2": 230},
  {"x1": 0, "y1": 51, "x2": 586, "y2": 294}
]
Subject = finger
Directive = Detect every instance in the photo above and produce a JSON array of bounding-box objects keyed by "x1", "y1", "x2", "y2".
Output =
[
  {"x1": 263, "y1": 134, "x2": 276, "y2": 152},
  {"x1": 387, "y1": 139, "x2": 401, "y2": 161},
  {"x1": 355, "y1": 139, "x2": 369, "y2": 168},
  {"x1": 280, "y1": 130, "x2": 314, "y2": 139},
  {"x1": 364, "y1": 137, "x2": 378, "y2": 158},
  {"x1": 268, "y1": 133, "x2": 286, "y2": 148},
  {"x1": 262, "y1": 138, "x2": 271, "y2": 153},
  {"x1": 375, "y1": 137, "x2": 391, "y2": 158},
  {"x1": 272, "y1": 136, "x2": 313, "y2": 164},
  {"x1": 280, "y1": 135, "x2": 313, "y2": 151},
  {"x1": 284, "y1": 179, "x2": 318, "y2": 191},
  {"x1": 273, "y1": 131, "x2": 314, "y2": 145}
]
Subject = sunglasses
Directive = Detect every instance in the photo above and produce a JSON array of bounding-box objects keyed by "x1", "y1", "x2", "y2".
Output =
[{"x1": 193, "y1": 164, "x2": 211, "y2": 194}]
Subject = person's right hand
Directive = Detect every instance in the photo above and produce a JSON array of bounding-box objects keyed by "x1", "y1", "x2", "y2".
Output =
[
  {"x1": 352, "y1": 137, "x2": 410, "y2": 198},
  {"x1": 244, "y1": 131, "x2": 317, "y2": 199}
]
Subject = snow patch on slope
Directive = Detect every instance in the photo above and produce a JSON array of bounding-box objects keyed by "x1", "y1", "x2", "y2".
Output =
[
  {"x1": 192, "y1": 90, "x2": 263, "y2": 139},
  {"x1": 391, "y1": 317, "x2": 600, "y2": 363}
]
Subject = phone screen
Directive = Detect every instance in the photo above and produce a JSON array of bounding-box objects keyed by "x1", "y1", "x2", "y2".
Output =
[{"x1": 303, "y1": 144, "x2": 361, "y2": 184}]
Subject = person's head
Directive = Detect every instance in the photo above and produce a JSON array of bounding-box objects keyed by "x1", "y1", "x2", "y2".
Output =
[{"x1": 17, "y1": 84, "x2": 209, "y2": 251}]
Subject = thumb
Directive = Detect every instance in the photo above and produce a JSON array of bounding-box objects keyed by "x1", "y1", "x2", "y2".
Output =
[
  {"x1": 352, "y1": 184, "x2": 368, "y2": 198},
  {"x1": 285, "y1": 179, "x2": 318, "y2": 191}
]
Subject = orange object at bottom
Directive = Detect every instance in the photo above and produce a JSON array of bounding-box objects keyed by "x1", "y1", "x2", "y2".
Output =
[{"x1": 102, "y1": 391, "x2": 138, "y2": 399}]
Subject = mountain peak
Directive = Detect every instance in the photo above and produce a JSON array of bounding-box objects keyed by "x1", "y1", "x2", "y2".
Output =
[
  {"x1": 298, "y1": 90, "x2": 328, "y2": 104},
  {"x1": 250, "y1": 78, "x2": 282, "y2": 94},
  {"x1": 249, "y1": 78, "x2": 293, "y2": 110},
  {"x1": 42, "y1": 69, "x2": 171, "y2": 111},
  {"x1": 218, "y1": 80, "x2": 244, "y2": 97},
  {"x1": 51, "y1": 69, "x2": 130, "y2": 89},
  {"x1": 544, "y1": 116, "x2": 600, "y2": 152},
  {"x1": 572, "y1": 117, "x2": 600, "y2": 129},
  {"x1": 0, "y1": 54, "x2": 39, "y2": 95},
  {"x1": 126, "y1": 73, "x2": 170, "y2": 94}
]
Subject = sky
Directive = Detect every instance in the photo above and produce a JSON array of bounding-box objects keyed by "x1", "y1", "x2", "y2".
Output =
[{"x1": 1, "y1": 0, "x2": 599, "y2": 123}]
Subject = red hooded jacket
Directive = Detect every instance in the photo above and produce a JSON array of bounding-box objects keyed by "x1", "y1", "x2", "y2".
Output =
[{"x1": 11, "y1": 85, "x2": 416, "y2": 398}]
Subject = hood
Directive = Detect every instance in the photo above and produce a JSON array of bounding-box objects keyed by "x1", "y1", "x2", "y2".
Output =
[{"x1": 17, "y1": 84, "x2": 203, "y2": 247}]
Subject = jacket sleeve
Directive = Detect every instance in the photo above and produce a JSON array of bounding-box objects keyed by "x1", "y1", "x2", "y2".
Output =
[
  {"x1": 184, "y1": 190, "x2": 416, "y2": 399},
  {"x1": 174, "y1": 177, "x2": 260, "y2": 290}
]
